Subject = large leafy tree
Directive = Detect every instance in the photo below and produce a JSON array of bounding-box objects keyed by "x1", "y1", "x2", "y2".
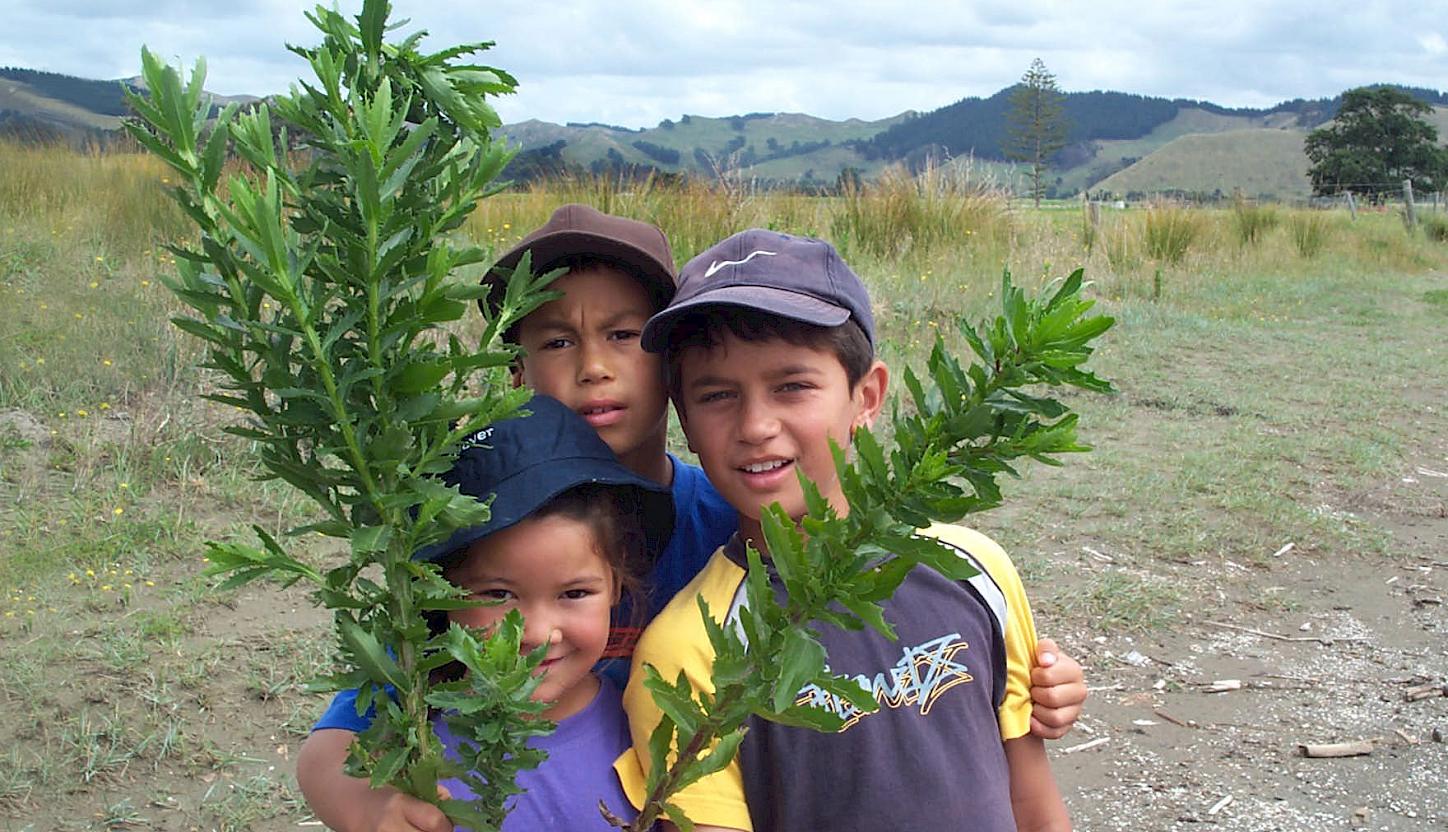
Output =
[
  {"x1": 1006, "y1": 58, "x2": 1068, "y2": 208},
  {"x1": 1305, "y1": 86, "x2": 1448, "y2": 197}
]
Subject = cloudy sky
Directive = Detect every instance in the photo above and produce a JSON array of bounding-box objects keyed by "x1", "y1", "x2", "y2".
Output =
[{"x1": 4, "y1": 1, "x2": 1445, "y2": 128}]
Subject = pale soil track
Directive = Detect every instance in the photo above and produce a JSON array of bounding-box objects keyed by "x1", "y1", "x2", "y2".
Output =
[{"x1": 1054, "y1": 458, "x2": 1448, "y2": 831}]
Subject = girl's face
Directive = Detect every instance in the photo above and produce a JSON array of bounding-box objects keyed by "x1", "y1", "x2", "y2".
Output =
[{"x1": 446, "y1": 513, "x2": 615, "y2": 721}]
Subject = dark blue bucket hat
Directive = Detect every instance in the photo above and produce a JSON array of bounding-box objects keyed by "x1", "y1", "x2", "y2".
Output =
[{"x1": 413, "y1": 395, "x2": 674, "y2": 564}]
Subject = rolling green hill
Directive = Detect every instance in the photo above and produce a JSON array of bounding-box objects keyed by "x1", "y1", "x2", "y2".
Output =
[{"x1": 1094, "y1": 129, "x2": 1311, "y2": 198}]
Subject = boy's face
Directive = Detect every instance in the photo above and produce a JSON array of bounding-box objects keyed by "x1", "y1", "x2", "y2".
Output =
[
  {"x1": 446, "y1": 513, "x2": 614, "y2": 721},
  {"x1": 514, "y1": 266, "x2": 669, "y2": 477},
  {"x1": 675, "y1": 330, "x2": 887, "y2": 526}
]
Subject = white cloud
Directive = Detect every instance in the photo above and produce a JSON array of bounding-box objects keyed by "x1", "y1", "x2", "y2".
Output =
[{"x1": 2, "y1": 0, "x2": 1445, "y2": 127}]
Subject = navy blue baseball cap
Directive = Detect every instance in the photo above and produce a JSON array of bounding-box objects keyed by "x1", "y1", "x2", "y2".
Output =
[
  {"x1": 640, "y1": 229, "x2": 876, "y2": 353},
  {"x1": 413, "y1": 395, "x2": 674, "y2": 564}
]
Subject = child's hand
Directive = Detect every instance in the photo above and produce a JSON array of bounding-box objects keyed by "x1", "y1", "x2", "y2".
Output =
[
  {"x1": 1029, "y1": 638, "x2": 1087, "y2": 740},
  {"x1": 357, "y1": 784, "x2": 454, "y2": 832}
]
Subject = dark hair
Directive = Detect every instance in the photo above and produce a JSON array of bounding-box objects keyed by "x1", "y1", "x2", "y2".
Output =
[
  {"x1": 425, "y1": 482, "x2": 650, "y2": 646},
  {"x1": 502, "y1": 255, "x2": 669, "y2": 347},
  {"x1": 663, "y1": 307, "x2": 874, "y2": 413}
]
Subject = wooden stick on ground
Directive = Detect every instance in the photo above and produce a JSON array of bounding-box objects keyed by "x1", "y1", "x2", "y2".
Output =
[
  {"x1": 1299, "y1": 740, "x2": 1375, "y2": 758},
  {"x1": 1153, "y1": 709, "x2": 1196, "y2": 728},
  {"x1": 1204, "y1": 620, "x2": 1369, "y2": 646},
  {"x1": 1058, "y1": 736, "x2": 1111, "y2": 755}
]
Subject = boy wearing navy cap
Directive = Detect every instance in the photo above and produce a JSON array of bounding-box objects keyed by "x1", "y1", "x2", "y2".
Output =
[
  {"x1": 616, "y1": 230, "x2": 1071, "y2": 831},
  {"x1": 299, "y1": 210, "x2": 1085, "y2": 832}
]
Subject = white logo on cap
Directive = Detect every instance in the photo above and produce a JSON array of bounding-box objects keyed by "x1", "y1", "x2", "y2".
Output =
[
  {"x1": 704, "y1": 249, "x2": 777, "y2": 278},
  {"x1": 460, "y1": 426, "x2": 494, "y2": 449}
]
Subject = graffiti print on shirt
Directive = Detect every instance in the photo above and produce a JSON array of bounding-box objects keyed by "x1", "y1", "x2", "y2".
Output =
[{"x1": 795, "y1": 633, "x2": 974, "y2": 730}]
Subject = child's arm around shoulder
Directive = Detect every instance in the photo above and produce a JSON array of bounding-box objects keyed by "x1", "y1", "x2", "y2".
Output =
[{"x1": 1003, "y1": 734, "x2": 1071, "y2": 831}]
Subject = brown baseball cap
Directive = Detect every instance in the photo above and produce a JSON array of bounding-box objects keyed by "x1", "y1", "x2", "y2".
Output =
[{"x1": 481, "y1": 204, "x2": 677, "y2": 320}]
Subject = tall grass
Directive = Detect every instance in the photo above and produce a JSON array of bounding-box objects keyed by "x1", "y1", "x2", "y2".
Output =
[
  {"x1": 1288, "y1": 211, "x2": 1328, "y2": 258},
  {"x1": 0, "y1": 141, "x2": 192, "y2": 257},
  {"x1": 829, "y1": 162, "x2": 1010, "y2": 262},
  {"x1": 1144, "y1": 200, "x2": 1205, "y2": 265},
  {"x1": 464, "y1": 173, "x2": 756, "y2": 265},
  {"x1": 1421, "y1": 214, "x2": 1448, "y2": 242},
  {"x1": 1231, "y1": 194, "x2": 1279, "y2": 247}
]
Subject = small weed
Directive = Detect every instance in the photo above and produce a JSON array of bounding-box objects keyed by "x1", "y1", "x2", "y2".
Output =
[
  {"x1": 1423, "y1": 289, "x2": 1448, "y2": 310},
  {"x1": 0, "y1": 748, "x2": 36, "y2": 810},
  {"x1": 201, "y1": 773, "x2": 304, "y2": 832},
  {"x1": 63, "y1": 709, "x2": 137, "y2": 784},
  {"x1": 1058, "y1": 570, "x2": 1182, "y2": 632},
  {"x1": 98, "y1": 797, "x2": 150, "y2": 828}
]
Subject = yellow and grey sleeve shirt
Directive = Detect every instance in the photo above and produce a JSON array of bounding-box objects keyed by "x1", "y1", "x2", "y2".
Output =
[{"x1": 614, "y1": 522, "x2": 1039, "y2": 832}]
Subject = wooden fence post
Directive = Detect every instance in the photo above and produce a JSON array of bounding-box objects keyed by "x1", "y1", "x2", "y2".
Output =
[
  {"x1": 1344, "y1": 191, "x2": 1357, "y2": 220},
  {"x1": 1403, "y1": 180, "x2": 1417, "y2": 229}
]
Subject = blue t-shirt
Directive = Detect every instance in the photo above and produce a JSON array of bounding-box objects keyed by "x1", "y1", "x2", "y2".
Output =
[
  {"x1": 313, "y1": 454, "x2": 737, "y2": 731},
  {"x1": 436, "y1": 676, "x2": 634, "y2": 832}
]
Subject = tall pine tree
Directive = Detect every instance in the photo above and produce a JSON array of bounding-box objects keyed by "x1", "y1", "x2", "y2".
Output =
[{"x1": 1006, "y1": 58, "x2": 1068, "y2": 207}]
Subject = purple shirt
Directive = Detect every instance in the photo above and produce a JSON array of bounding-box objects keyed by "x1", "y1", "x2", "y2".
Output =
[{"x1": 435, "y1": 676, "x2": 636, "y2": 832}]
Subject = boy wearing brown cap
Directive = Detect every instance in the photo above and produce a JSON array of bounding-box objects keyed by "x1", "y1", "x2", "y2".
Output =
[
  {"x1": 615, "y1": 229, "x2": 1070, "y2": 831},
  {"x1": 297, "y1": 209, "x2": 1085, "y2": 832}
]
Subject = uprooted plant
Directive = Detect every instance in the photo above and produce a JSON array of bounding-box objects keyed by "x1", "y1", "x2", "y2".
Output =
[{"x1": 124, "y1": 1, "x2": 565, "y2": 827}]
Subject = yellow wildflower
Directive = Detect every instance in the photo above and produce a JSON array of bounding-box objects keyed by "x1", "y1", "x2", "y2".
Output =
[{"x1": 112, "y1": 507, "x2": 124, "y2": 516}]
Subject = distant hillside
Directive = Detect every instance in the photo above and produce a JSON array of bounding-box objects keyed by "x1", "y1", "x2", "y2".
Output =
[
  {"x1": 862, "y1": 89, "x2": 1186, "y2": 161},
  {"x1": 498, "y1": 111, "x2": 909, "y2": 184},
  {"x1": 1094, "y1": 129, "x2": 1311, "y2": 198},
  {"x1": 0, "y1": 67, "x2": 135, "y2": 116},
  {"x1": 2, "y1": 66, "x2": 1446, "y2": 198}
]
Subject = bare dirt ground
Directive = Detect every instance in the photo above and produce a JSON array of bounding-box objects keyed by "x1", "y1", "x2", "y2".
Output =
[
  {"x1": 1054, "y1": 458, "x2": 1448, "y2": 831},
  {"x1": 4, "y1": 267, "x2": 1446, "y2": 831},
  {"x1": 5, "y1": 448, "x2": 1442, "y2": 832}
]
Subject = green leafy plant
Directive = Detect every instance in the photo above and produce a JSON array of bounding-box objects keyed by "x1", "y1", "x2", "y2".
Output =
[
  {"x1": 623, "y1": 270, "x2": 1114, "y2": 830},
  {"x1": 122, "y1": 2, "x2": 564, "y2": 827}
]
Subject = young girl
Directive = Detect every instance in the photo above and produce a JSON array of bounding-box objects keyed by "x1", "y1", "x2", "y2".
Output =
[{"x1": 410, "y1": 394, "x2": 673, "y2": 831}]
